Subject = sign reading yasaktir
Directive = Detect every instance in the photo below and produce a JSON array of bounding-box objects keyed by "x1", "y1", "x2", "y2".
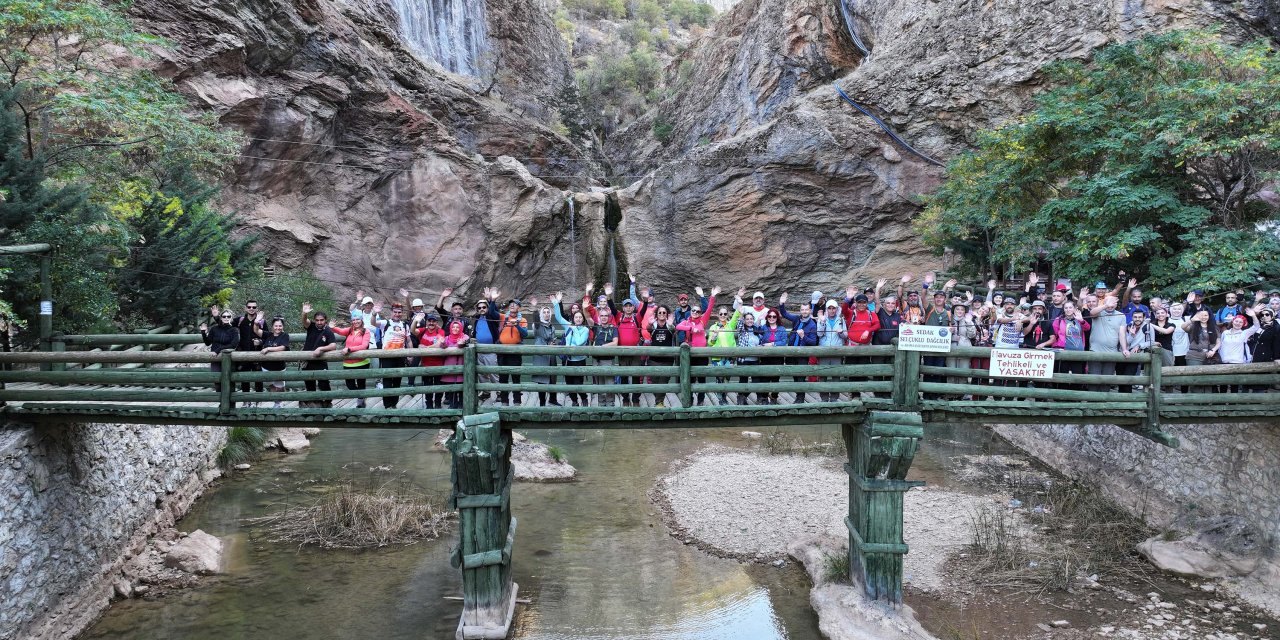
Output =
[
  {"x1": 896, "y1": 324, "x2": 952, "y2": 353},
  {"x1": 989, "y1": 349, "x2": 1055, "y2": 379}
]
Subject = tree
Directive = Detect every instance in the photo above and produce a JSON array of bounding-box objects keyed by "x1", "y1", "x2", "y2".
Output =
[
  {"x1": 114, "y1": 166, "x2": 262, "y2": 329},
  {"x1": 917, "y1": 31, "x2": 1280, "y2": 294},
  {"x1": 0, "y1": 89, "x2": 120, "y2": 334},
  {"x1": 0, "y1": 0, "x2": 240, "y2": 195}
]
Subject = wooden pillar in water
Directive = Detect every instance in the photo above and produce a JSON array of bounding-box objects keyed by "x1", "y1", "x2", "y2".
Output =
[
  {"x1": 843, "y1": 410, "x2": 924, "y2": 603},
  {"x1": 447, "y1": 412, "x2": 517, "y2": 639}
]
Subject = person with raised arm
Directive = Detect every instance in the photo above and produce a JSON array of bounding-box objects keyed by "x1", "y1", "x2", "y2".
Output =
[
  {"x1": 470, "y1": 288, "x2": 502, "y2": 402},
  {"x1": 674, "y1": 287, "x2": 708, "y2": 345},
  {"x1": 298, "y1": 303, "x2": 338, "y2": 408},
  {"x1": 414, "y1": 312, "x2": 448, "y2": 409},
  {"x1": 641, "y1": 300, "x2": 678, "y2": 408},
  {"x1": 706, "y1": 293, "x2": 743, "y2": 405},
  {"x1": 440, "y1": 319, "x2": 469, "y2": 410},
  {"x1": 330, "y1": 316, "x2": 373, "y2": 408},
  {"x1": 231, "y1": 300, "x2": 266, "y2": 405},
  {"x1": 676, "y1": 287, "x2": 719, "y2": 405},
  {"x1": 527, "y1": 297, "x2": 561, "y2": 407},
  {"x1": 776, "y1": 291, "x2": 818, "y2": 403},
  {"x1": 733, "y1": 308, "x2": 764, "y2": 405},
  {"x1": 757, "y1": 302, "x2": 790, "y2": 405},
  {"x1": 815, "y1": 296, "x2": 848, "y2": 402},
  {"x1": 1087, "y1": 292, "x2": 1129, "y2": 391},
  {"x1": 609, "y1": 273, "x2": 647, "y2": 406},
  {"x1": 377, "y1": 302, "x2": 412, "y2": 409},
  {"x1": 200, "y1": 305, "x2": 240, "y2": 398},
  {"x1": 1052, "y1": 300, "x2": 1091, "y2": 389},
  {"x1": 552, "y1": 292, "x2": 592, "y2": 407},
  {"x1": 495, "y1": 297, "x2": 529, "y2": 406},
  {"x1": 590, "y1": 283, "x2": 621, "y2": 406}
]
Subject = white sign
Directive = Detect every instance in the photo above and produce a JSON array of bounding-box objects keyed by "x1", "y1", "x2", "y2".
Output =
[
  {"x1": 896, "y1": 324, "x2": 952, "y2": 353},
  {"x1": 39, "y1": 301, "x2": 52, "y2": 316},
  {"x1": 989, "y1": 349, "x2": 1055, "y2": 379}
]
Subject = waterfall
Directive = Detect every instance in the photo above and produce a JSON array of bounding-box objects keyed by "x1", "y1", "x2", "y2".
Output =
[
  {"x1": 607, "y1": 236, "x2": 617, "y2": 292},
  {"x1": 391, "y1": 0, "x2": 488, "y2": 76},
  {"x1": 567, "y1": 197, "x2": 579, "y2": 291}
]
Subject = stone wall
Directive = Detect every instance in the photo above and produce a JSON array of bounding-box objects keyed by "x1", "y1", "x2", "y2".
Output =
[
  {"x1": 0, "y1": 422, "x2": 225, "y2": 640},
  {"x1": 994, "y1": 423, "x2": 1280, "y2": 553}
]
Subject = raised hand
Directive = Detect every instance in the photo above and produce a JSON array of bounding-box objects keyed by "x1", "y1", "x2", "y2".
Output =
[
  {"x1": 355, "y1": 290, "x2": 365, "y2": 301},
  {"x1": 209, "y1": 305, "x2": 220, "y2": 317},
  {"x1": 1128, "y1": 277, "x2": 1138, "y2": 289},
  {"x1": 1026, "y1": 273, "x2": 1039, "y2": 286},
  {"x1": 965, "y1": 291, "x2": 974, "y2": 302},
  {"x1": 1185, "y1": 291, "x2": 1196, "y2": 303},
  {"x1": 604, "y1": 283, "x2": 614, "y2": 296},
  {"x1": 302, "y1": 302, "x2": 312, "y2": 315},
  {"x1": 398, "y1": 287, "x2": 409, "y2": 298},
  {"x1": 372, "y1": 302, "x2": 383, "y2": 315},
  {"x1": 987, "y1": 279, "x2": 997, "y2": 290},
  {"x1": 924, "y1": 271, "x2": 936, "y2": 285},
  {"x1": 779, "y1": 292, "x2": 789, "y2": 305},
  {"x1": 876, "y1": 278, "x2": 887, "y2": 290},
  {"x1": 442, "y1": 286, "x2": 454, "y2": 298},
  {"x1": 585, "y1": 283, "x2": 594, "y2": 293},
  {"x1": 530, "y1": 296, "x2": 539, "y2": 307},
  {"x1": 628, "y1": 272, "x2": 637, "y2": 283},
  {"x1": 901, "y1": 273, "x2": 913, "y2": 284},
  {"x1": 199, "y1": 322, "x2": 208, "y2": 332},
  {"x1": 711, "y1": 286, "x2": 722, "y2": 297},
  {"x1": 1079, "y1": 287, "x2": 1090, "y2": 300},
  {"x1": 846, "y1": 285, "x2": 856, "y2": 299},
  {"x1": 642, "y1": 287, "x2": 652, "y2": 300},
  {"x1": 695, "y1": 286, "x2": 705, "y2": 297},
  {"x1": 1256, "y1": 290, "x2": 1267, "y2": 302},
  {"x1": 737, "y1": 287, "x2": 746, "y2": 299},
  {"x1": 490, "y1": 289, "x2": 501, "y2": 301},
  {"x1": 944, "y1": 278, "x2": 957, "y2": 290},
  {"x1": 553, "y1": 292, "x2": 563, "y2": 304}
]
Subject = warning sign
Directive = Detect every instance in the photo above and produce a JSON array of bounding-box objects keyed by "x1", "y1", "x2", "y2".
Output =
[
  {"x1": 896, "y1": 324, "x2": 952, "y2": 353},
  {"x1": 989, "y1": 349, "x2": 1055, "y2": 379}
]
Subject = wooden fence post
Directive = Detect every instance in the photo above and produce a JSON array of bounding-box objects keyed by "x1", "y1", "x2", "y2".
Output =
[
  {"x1": 843, "y1": 410, "x2": 924, "y2": 603},
  {"x1": 890, "y1": 339, "x2": 907, "y2": 406},
  {"x1": 463, "y1": 345, "x2": 479, "y2": 416},
  {"x1": 1146, "y1": 346, "x2": 1163, "y2": 434},
  {"x1": 218, "y1": 350, "x2": 234, "y2": 414},
  {"x1": 51, "y1": 336, "x2": 66, "y2": 372},
  {"x1": 679, "y1": 344, "x2": 692, "y2": 408},
  {"x1": 448, "y1": 413, "x2": 517, "y2": 640}
]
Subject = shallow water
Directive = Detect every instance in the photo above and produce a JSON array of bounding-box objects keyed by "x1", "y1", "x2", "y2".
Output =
[{"x1": 82, "y1": 420, "x2": 1029, "y2": 640}]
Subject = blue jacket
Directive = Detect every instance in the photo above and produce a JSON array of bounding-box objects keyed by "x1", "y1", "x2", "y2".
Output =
[{"x1": 778, "y1": 305, "x2": 818, "y2": 346}]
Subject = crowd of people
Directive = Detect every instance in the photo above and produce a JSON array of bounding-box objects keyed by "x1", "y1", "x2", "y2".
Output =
[{"x1": 198, "y1": 272, "x2": 1280, "y2": 409}]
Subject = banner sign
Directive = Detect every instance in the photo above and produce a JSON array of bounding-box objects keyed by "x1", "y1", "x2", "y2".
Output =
[
  {"x1": 896, "y1": 324, "x2": 952, "y2": 353},
  {"x1": 989, "y1": 349, "x2": 1055, "y2": 379}
]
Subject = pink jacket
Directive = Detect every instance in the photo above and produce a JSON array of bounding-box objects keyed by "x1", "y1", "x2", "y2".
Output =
[
  {"x1": 674, "y1": 296, "x2": 715, "y2": 347},
  {"x1": 1052, "y1": 315, "x2": 1090, "y2": 349}
]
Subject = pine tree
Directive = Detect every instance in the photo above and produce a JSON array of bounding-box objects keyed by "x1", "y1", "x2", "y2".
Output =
[{"x1": 117, "y1": 165, "x2": 262, "y2": 328}]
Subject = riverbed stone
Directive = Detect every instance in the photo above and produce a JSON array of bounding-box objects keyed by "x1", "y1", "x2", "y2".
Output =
[
  {"x1": 1138, "y1": 537, "x2": 1259, "y2": 579},
  {"x1": 274, "y1": 428, "x2": 311, "y2": 453},
  {"x1": 163, "y1": 530, "x2": 223, "y2": 575}
]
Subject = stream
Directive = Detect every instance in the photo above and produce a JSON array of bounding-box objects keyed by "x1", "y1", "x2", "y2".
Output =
[{"x1": 81, "y1": 424, "x2": 1037, "y2": 639}]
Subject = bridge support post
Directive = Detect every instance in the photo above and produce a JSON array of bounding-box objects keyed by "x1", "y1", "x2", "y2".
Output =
[
  {"x1": 447, "y1": 412, "x2": 517, "y2": 640},
  {"x1": 843, "y1": 410, "x2": 924, "y2": 603}
]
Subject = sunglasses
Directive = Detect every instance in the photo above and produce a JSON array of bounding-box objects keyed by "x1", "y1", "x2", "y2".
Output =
[
  {"x1": 767, "y1": 315, "x2": 779, "y2": 319},
  {"x1": 221, "y1": 314, "x2": 232, "y2": 319},
  {"x1": 657, "y1": 311, "x2": 668, "y2": 315}
]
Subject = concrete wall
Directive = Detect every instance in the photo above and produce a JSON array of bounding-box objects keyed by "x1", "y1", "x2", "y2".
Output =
[
  {"x1": 994, "y1": 422, "x2": 1280, "y2": 552},
  {"x1": 0, "y1": 423, "x2": 225, "y2": 640}
]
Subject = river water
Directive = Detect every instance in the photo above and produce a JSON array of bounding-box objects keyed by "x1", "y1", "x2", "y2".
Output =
[{"x1": 83, "y1": 424, "x2": 1021, "y2": 639}]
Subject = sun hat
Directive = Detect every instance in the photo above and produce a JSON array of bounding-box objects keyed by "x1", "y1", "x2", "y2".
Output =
[
  {"x1": 411, "y1": 298, "x2": 424, "y2": 307},
  {"x1": 361, "y1": 296, "x2": 374, "y2": 305}
]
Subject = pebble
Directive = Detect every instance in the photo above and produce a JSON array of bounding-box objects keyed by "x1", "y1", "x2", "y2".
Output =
[
  {"x1": 1050, "y1": 620, "x2": 1070, "y2": 628},
  {"x1": 234, "y1": 463, "x2": 251, "y2": 470},
  {"x1": 1254, "y1": 623, "x2": 1268, "y2": 631}
]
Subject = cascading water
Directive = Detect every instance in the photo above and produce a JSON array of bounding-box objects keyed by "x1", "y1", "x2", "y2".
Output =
[
  {"x1": 391, "y1": 0, "x2": 488, "y2": 76},
  {"x1": 607, "y1": 237, "x2": 617, "y2": 292},
  {"x1": 567, "y1": 197, "x2": 578, "y2": 291}
]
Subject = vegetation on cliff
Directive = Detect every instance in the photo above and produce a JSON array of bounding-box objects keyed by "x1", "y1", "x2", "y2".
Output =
[
  {"x1": 0, "y1": 0, "x2": 260, "y2": 333},
  {"x1": 919, "y1": 31, "x2": 1280, "y2": 293}
]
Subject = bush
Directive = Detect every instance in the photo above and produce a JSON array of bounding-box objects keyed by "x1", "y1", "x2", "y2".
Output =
[
  {"x1": 246, "y1": 478, "x2": 453, "y2": 549},
  {"x1": 563, "y1": 0, "x2": 625, "y2": 19},
  {"x1": 218, "y1": 426, "x2": 270, "y2": 470},
  {"x1": 227, "y1": 270, "x2": 337, "y2": 330}
]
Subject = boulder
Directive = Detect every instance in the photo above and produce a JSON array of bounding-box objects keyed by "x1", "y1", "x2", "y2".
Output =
[
  {"x1": 511, "y1": 440, "x2": 576, "y2": 483},
  {"x1": 1138, "y1": 536, "x2": 1260, "y2": 579},
  {"x1": 163, "y1": 530, "x2": 224, "y2": 575},
  {"x1": 274, "y1": 428, "x2": 311, "y2": 454}
]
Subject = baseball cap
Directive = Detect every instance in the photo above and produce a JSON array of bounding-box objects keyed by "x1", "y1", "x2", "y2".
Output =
[
  {"x1": 623, "y1": 298, "x2": 636, "y2": 306},
  {"x1": 1020, "y1": 302, "x2": 1033, "y2": 310},
  {"x1": 753, "y1": 291, "x2": 764, "y2": 299},
  {"x1": 1031, "y1": 300, "x2": 1046, "y2": 308},
  {"x1": 825, "y1": 299, "x2": 840, "y2": 309},
  {"x1": 426, "y1": 312, "x2": 440, "y2": 320},
  {"x1": 854, "y1": 294, "x2": 869, "y2": 303},
  {"x1": 1055, "y1": 284, "x2": 1068, "y2": 291},
  {"x1": 1191, "y1": 290, "x2": 1204, "y2": 296},
  {"x1": 678, "y1": 293, "x2": 690, "y2": 300},
  {"x1": 1094, "y1": 282, "x2": 1106, "y2": 290},
  {"x1": 361, "y1": 296, "x2": 374, "y2": 305},
  {"x1": 411, "y1": 298, "x2": 424, "y2": 307}
]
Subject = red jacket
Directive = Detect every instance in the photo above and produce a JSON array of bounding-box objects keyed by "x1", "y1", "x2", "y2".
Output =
[{"x1": 842, "y1": 304, "x2": 881, "y2": 345}]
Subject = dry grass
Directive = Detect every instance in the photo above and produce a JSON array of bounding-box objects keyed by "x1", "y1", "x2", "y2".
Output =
[
  {"x1": 247, "y1": 480, "x2": 454, "y2": 549},
  {"x1": 962, "y1": 480, "x2": 1153, "y2": 593}
]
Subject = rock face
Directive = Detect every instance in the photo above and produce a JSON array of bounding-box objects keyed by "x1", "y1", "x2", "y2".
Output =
[
  {"x1": 605, "y1": 0, "x2": 1277, "y2": 293},
  {"x1": 129, "y1": 0, "x2": 601, "y2": 303}
]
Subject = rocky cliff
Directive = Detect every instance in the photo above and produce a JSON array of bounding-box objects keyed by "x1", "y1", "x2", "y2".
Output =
[
  {"x1": 604, "y1": 0, "x2": 1278, "y2": 294},
  {"x1": 130, "y1": 0, "x2": 601, "y2": 303},
  {"x1": 131, "y1": 0, "x2": 1276, "y2": 302}
]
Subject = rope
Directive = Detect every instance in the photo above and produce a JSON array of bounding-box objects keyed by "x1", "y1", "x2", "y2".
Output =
[
  {"x1": 838, "y1": 0, "x2": 872, "y2": 58},
  {"x1": 834, "y1": 84, "x2": 946, "y2": 167}
]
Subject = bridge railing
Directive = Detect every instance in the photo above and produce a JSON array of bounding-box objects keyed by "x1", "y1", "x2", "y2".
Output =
[{"x1": 2, "y1": 342, "x2": 1278, "y2": 428}]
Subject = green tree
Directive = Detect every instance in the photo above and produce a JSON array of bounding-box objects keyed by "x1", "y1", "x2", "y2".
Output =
[
  {"x1": 917, "y1": 31, "x2": 1280, "y2": 294},
  {"x1": 114, "y1": 166, "x2": 262, "y2": 329},
  {"x1": 0, "y1": 89, "x2": 120, "y2": 334},
  {"x1": 228, "y1": 271, "x2": 337, "y2": 329},
  {"x1": 0, "y1": 0, "x2": 240, "y2": 194}
]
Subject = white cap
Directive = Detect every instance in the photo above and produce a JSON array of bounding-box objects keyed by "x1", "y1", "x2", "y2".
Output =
[
  {"x1": 361, "y1": 296, "x2": 374, "y2": 305},
  {"x1": 753, "y1": 291, "x2": 765, "y2": 299},
  {"x1": 825, "y1": 299, "x2": 840, "y2": 309},
  {"x1": 811, "y1": 291, "x2": 823, "y2": 303},
  {"x1": 411, "y1": 298, "x2": 424, "y2": 307}
]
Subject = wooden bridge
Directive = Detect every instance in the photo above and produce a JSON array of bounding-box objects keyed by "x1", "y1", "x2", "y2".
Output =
[{"x1": 3, "y1": 337, "x2": 1278, "y2": 639}]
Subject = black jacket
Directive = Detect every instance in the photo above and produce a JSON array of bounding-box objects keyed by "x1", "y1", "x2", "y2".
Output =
[
  {"x1": 1249, "y1": 322, "x2": 1280, "y2": 363},
  {"x1": 202, "y1": 323, "x2": 240, "y2": 354}
]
